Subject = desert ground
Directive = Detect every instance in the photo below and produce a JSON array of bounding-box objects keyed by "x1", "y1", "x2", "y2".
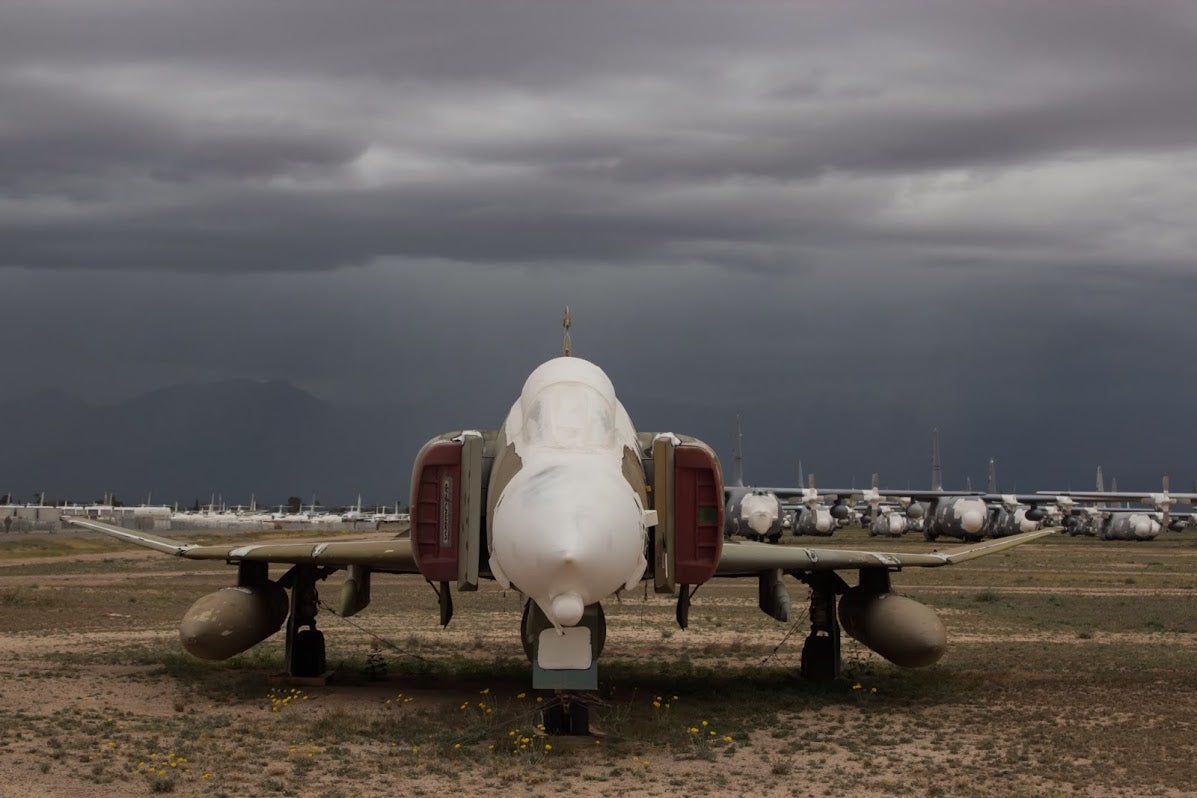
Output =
[{"x1": 2, "y1": 526, "x2": 1196, "y2": 797}]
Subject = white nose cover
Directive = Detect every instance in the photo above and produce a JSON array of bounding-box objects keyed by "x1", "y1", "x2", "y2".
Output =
[
  {"x1": 490, "y1": 454, "x2": 648, "y2": 628},
  {"x1": 960, "y1": 507, "x2": 985, "y2": 534},
  {"x1": 741, "y1": 493, "x2": 778, "y2": 536}
]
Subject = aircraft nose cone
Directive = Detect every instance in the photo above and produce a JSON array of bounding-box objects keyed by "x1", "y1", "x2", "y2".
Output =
[
  {"x1": 1133, "y1": 518, "x2": 1160, "y2": 539},
  {"x1": 960, "y1": 509, "x2": 985, "y2": 534},
  {"x1": 549, "y1": 592, "x2": 585, "y2": 627},
  {"x1": 489, "y1": 455, "x2": 649, "y2": 622},
  {"x1": 748, "y1": 512, "x2": 772, "y2": 536}
]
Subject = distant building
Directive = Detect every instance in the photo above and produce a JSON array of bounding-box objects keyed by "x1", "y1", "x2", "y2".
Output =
[{"x1": 2, "y1": 504, "x2": 67, "y2": 532}]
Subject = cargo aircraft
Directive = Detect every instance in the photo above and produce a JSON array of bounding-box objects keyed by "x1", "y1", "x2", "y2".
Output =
[
  {"x1": 722, "y1": 420, "x2": 848, "y2": 540},
  {"x1": 723, "y1": 416, "x2": 787, "y2": 542},
  {"x1": 863, "y1": 442, "x2": 1054, "y2": 542},
  {"x1": 1039, "y1": 476, "x2": 1197, "y2": 540},
  {"x1": 846, "y1": 430, "x2": 996, "y2": 541},
  {"x1": 67, "y1": 323, "x2": 1052, "y2": 732}
]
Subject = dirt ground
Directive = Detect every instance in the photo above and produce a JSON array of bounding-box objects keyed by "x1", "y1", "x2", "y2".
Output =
[{"x1": 2, "y1": 527, "x2": 1196, "y2": 797}]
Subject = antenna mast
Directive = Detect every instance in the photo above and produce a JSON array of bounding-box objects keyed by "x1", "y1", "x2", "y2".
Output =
[{"x1": 562, "y1": 306, "x2": 572, "y2": 356}]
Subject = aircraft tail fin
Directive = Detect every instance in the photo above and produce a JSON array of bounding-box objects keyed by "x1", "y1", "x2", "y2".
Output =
[
  {"x1": 732, "y1": 415, "x2": 744, "y2": 487},
  {"x1": 931, "y1": 428, "x2": 943, "y2": 491}
]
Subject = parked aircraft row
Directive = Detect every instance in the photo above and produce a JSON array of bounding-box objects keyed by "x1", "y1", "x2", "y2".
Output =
[
  {"x1": 759, "y1": 479, "x2": 1193, "y2": 543},
  {"x1": 729, "y1": 423, "x2": 1194, "y2": 544},
  {"x1": 32, "y1": 497, "x2": 411, "y2": 531}
]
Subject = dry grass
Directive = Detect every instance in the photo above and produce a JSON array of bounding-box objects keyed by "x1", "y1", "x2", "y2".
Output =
[{"x1": 1, "y1": 526, "x2": 1196, "y2": 797}]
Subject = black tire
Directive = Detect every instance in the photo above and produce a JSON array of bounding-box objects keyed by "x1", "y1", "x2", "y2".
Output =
[{"x1": 800, "y1": 633, "x2": 838, "y2": 681}]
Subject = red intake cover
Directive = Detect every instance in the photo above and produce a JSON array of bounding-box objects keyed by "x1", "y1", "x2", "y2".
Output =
[
  {"x1": 410, "y1": 438, "x2": 462, "y2": 581},
  {"x1": 673, "y1": 443, "x2": 724, "y2": 585}
]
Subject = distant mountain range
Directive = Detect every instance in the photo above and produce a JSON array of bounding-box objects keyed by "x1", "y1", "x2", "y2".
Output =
[
  {"x1": 0, "y1": 380, "x2": 419, "y2": 508},
  {"x1": 3, "y1": 375, "x2": 1192, "y2": 508}
]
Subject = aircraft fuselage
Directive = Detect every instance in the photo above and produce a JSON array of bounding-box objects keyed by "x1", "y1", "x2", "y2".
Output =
[
  {"x1": 486, "y1": 357, "x2": 653, "y2": 629},
  {"x1": 1101, "y1": 511, "x2": 1161, "y2": 540},
  {"x1": 924, "y1": 496, "x2": 989, "y2": 541},
  {"x1": 870, "y1": 509, "x2": 914, "y2": 537},
  {"x1": 792, "y1": 504, "x2": 836, "y2": 536},
  {"x1": 987, "y1": 506, "x2": 1042, "y2": 538},
  {"x1": 724, "y1": 487, "x2": 784, "y2": 541}
]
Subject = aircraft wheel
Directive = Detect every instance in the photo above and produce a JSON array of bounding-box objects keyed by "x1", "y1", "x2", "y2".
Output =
[
  {"x1": 292, "y1": 628, "x2": 326, "y2": 677},
  {"x1": 800, "y1": 632, "x2": 838, "y2": 681}
]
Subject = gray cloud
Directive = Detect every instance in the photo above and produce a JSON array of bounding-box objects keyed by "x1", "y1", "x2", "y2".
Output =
[
  {"x1": 3, "y1": 0, "x2": 1196, "y2": 274},
  {"x1": 2, "y1": 0, "x2": 1196, "y2": 497}
]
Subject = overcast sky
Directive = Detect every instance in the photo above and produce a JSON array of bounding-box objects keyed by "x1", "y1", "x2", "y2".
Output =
[{"x1": 2, "y1": 0, "x2": 1196, "y2": 493}]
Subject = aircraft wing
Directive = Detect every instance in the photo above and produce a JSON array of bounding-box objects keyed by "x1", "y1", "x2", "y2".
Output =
[
  {"x1": 715, "y1": 528, "x2": 1054, "y2": 575},
  {"x1": 63, "y1": 517, "x2": 419, "y2": 571},
  {"x1": 1038, "y1": 490, "x2": 1197, "y2": 503},
  {"x1": 981, "y1": 493, "x2": 1062, "y2": 505},
  {"x1": 877, "y1": 490, "x2": 982, "y2": 500},
  {"x1": 739, "y1": 487, "x2": 865, "y2": 505}
]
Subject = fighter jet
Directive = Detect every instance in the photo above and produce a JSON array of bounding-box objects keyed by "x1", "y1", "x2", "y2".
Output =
[{"x1": 66, "y1": 321, "x2": 1053, "y2": 732}]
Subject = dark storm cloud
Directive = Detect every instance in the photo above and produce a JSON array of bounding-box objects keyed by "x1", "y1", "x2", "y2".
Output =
[
  {"x1": 0, "y1": 76, "x2": 363, "y2": 190},
  {"x1": 2, "y1": 0, "x2": 1197, "y2": 499},
  {"x1": 2, "y1": 0, "x2": 1196, "y2": 274}
]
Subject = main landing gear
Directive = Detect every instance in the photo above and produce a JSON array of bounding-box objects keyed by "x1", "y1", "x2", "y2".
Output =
[
  {"x1": 797, "y1": 571, "x2": 848, "y2": 681},
  {"x1": 279, "y1": 564, "x2": 329, "y2": 679},
  {"x1": 522, "y1": 599, "x2": 606, "y2": 735}
]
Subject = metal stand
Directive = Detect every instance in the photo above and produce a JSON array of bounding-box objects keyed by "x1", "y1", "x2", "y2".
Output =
[{"x1": 539, "y1": 693, "x2": 593, "y2": 736}]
